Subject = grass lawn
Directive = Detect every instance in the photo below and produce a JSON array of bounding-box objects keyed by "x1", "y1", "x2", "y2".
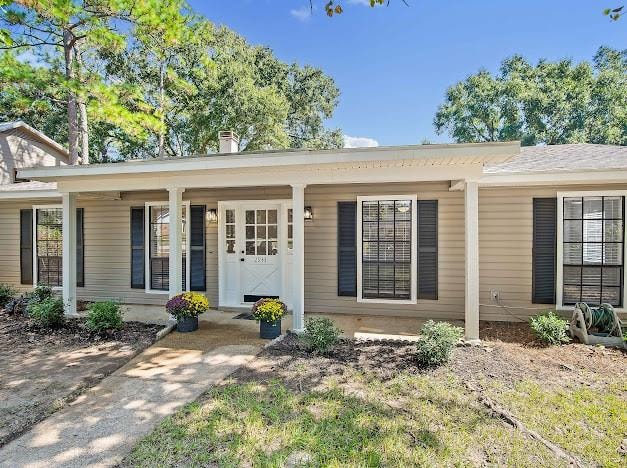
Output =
[{"x1": 123, "y1": 323, "x2": 626, "y2": 467}]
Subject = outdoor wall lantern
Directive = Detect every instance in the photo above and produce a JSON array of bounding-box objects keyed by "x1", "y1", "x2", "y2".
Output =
[
  {"x1": 304, "y1": 206, "x2": 314, "y2": 221},
  {"x1": 206, "y1": 208, "x2": 218, "y2": 224}
]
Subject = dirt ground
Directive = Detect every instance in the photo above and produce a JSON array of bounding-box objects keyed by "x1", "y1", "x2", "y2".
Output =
[{"x1": 0, "y1": 312, "x2": 162, "y2": 447}]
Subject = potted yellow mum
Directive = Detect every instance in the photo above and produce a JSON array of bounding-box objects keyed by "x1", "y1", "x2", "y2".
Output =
[
  {"x1": 166, "y1": 292, "x2": 209, "y2": 332},
  {"x1": 252, "y1": 298, "x2": 286, "y2": 339}
]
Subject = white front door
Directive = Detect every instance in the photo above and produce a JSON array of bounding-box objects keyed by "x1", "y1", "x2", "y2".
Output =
[
  {"x1": 219, "y1": 201, "x2": 292, "y2": 307},
  {"x1": 241, "y1": 206, "x2": 281, "y2": 302}
]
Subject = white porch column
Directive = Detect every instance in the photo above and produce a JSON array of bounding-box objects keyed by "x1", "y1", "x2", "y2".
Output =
[
  {"x1": 464, "y1": 180, "x2": 480, "y2": 342},
  {"x1": 291, "y1": 183, "x2": 306, "y2": 332},
  {"x1": 168, "y1": 187, "x2": 184, "y2": 298},
  {"x1": 62, "y1": 192, "x2": 77, "y2": 316}
]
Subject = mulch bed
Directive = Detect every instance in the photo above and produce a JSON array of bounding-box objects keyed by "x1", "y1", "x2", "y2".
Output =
[
  {"x1": 232, "y1": 320, "x2": 626, "y2": 392},
  {"x1": 0, "y1": 311, "x2": 162, "y2": 349}
]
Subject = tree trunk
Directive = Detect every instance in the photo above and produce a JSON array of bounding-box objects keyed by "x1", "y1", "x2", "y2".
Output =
[
  {"x1": 63, "y1": 30, "x2": 79, "y2": 165},
  {"x1": 75, "y1": 46, "x2": 89, "y2": 164},
  {"x1": 78, "y1": 100, "x2": 89, "y2": 164},
  {"x1": 157, "y1": 61, "x2": 166, "y2": 158}
]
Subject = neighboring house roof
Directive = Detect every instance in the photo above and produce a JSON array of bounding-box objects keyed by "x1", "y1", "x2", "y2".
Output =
[
  {"x1": 485, "y1": 144, "x2": 627, "y2": 174},
  {"x1": 0, "y1": 181, "x2": 59, "y2": 199},
  {"x1": 0, "y1": 120, "x2": 69, "y2": 160}
]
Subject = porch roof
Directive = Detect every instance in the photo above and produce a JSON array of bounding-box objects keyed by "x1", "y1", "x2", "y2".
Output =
[{"x1": 19, "y1": 141, "x2": 518, "y2": 184}]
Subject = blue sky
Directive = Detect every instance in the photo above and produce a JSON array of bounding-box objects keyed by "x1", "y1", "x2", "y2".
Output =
[{"x1": 191, "y1": 1, "x2": 626, "y2": 147}]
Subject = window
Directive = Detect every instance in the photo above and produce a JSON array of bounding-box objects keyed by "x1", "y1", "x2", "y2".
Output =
[
  {"x1": 147, "y1": 203, "x2": 189, "y2": 292},
  {"x1": 245, "y1": 209, "x2": 278, "y2": 256},
  {"x1": 13, "y1": 169, "x2": 30, "y2": 183},
  {"x1": 562, "y1": 196, "x2": 624, "y2": 306},
  {"x1": 225, "y1": 209, "x2": 235, "y2": 253},
  {"x1": 357, "y1": 196, "x2": 416, "y2": 302},
  {"x1": 35, "y1": 207, "x2": 63, "y2": 287},
  {"x1": 287, "y1": 208, "x2": 293, "y2": 251}
]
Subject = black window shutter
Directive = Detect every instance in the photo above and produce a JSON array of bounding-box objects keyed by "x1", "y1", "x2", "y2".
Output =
[
  {"x1": 20, "y1": 209, "x2": 33, "y2": 284},
  {"x1": 337, "y1": 201, "x2": 357, "y2": 297},
  {"x1": 532, "y1": 198, "x2": 557, "y2": 304},
  {"x1": 76, "y1": 208, "x2": 84, "y2": 287},
  {"x1": 190, "y1": 205, "x2": 206, "y2": 291},
  {"x1": 130, "y1": 207, "x2": 145, "y2": 289},
  {"x1": 417, "y1": 200, "x2": 438, "y2": 300}
]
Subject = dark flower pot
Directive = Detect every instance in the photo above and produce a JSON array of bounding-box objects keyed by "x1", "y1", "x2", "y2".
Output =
[
  {"x1": 177, "y1": 315, "x2": 198, "y2": 332},
  {"x1": 260, "y1": 319, "x2": 281, "y2": 339}
]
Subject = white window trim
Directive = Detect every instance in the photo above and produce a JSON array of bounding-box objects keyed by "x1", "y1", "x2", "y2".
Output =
[
  {"x1": 556, "y1": 190, "x2": 627, "y2": 313},
  {"x1": 144, "y1": 201, "x2": 191, "y2": 295},
  {"x1": 356, "y1": 194, "x2": 418, "y2": 304},
  {"x1": 32, "y1": 204, "x2": 63, "y2": 290}
]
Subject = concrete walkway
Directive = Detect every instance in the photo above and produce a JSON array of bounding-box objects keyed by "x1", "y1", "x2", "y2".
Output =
[{"x1": 0, "y1": 321, "x2": 265, "y2": 468}]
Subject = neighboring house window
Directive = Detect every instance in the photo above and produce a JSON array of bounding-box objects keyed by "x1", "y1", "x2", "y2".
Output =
[
  {"x1": 357, "y1": 195, "x2": 417, "y2": 302},
  {"x1": 146, "y1": 203, "x2": 189, "y2": 292},
  {"x1": 562, "y1": 196, "x2": 624, "y2": 306},
  {"x1": 35, "y1": 207, "x2": 63, "y2": 287},
  {"x1": 14, "y1": 169, "x2": 30, "y2": 183}
]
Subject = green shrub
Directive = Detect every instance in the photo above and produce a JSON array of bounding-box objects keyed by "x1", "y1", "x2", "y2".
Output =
[
  {"x1": 27, "y1": 297, "x2": 65, "y2": 328},
  {"x1": 251, "y1": 298, "x2": 287, "y2": 322},
  {"x1": 416, "y1": 320, "x2": 463, "y2": 367},
  {"x1": 86, "y1": 301, "x2": 123, "y2": 333},
  {"x1": 301, "y1": 317, "x2": 343, "y2": 353},
  {"x1": 0, "y1": 283, "x2": 17, "y2": 308},
  {"x1": 28, "y1": 284, "x2": 54, "y2": 304},
  {"x1": 530, "y1": 311, "x2": 571, "y2": 345}
]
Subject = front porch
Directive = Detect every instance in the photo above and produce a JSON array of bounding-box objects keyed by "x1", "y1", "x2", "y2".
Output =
[{"x1": 117, "y1": 305, "x2": 458, "y2": 342}]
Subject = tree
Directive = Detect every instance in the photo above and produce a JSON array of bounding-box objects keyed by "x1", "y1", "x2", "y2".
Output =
[
  {"x1": 0, "y1": 0, "x2": 182, "y2": 163},
  {"x1": 434, "y1": 47, "x2": 627, "y2": 146}
]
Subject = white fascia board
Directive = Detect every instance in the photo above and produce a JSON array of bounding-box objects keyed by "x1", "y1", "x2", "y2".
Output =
[
  {"x1": 54, "y1": 163, "x2": 486, "y2": 193},
  {"x1": 480, "y1": 169, "x2": 627, "y2": 187},
  {"x1": 18, "y1": 141, "x2": 519, "y2": 181}
]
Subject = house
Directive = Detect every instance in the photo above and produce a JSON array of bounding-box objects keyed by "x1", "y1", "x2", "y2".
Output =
[{"x1": 1, "y1": 123, "x2": 626, "y2": 341}]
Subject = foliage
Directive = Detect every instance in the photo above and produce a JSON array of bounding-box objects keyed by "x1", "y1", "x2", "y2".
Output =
[
  {"x1": 434, "y1": 47, "x2": 627, "y2": 146},
  {"x1": 529, "y1": 311, "x2": 571, "y2": 346},
  {"x1": 27, "y1": 297, "x2": 65, "y2": 328},
  {"x1": 27, "y1": 284, "x2": 54, "y2": 304},
  {"x1": 4, "y1": 295, "x2": 29, "y2": 316},
  {"x1": 300, "y1": 317, "x2": 343, "y2": 353},
  {"x1": 166, "y1": 292, "x2": 209, "y2": 320},
  {"x1": 251, "y1": 298, "x2": 287, "y2": 323},
  {"x1": 1, "y1": 1, "x2": 343, "y2": 162},
  {"x1": 0, "y1": 283, "x2": 16, "y2": 308},
  {"x1": 85, "y1": 301, "x2": 123, "y2": 333},
  {"x1": 415, "y1": 320, "x2": 463, "y2": 367}
]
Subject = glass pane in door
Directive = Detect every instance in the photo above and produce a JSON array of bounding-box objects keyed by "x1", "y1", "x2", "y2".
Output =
[{"x1": 244, "y1": 209, "x2": 278, "y2": 255}]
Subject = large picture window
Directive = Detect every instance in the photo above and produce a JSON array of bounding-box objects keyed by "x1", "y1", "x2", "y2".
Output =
[
  {"x1": 36, "y1": 207, "x2": 63, "y2": 287},
  {"x1": 562, "y1": 196, "x2": 624, "y2": 306},
  {"x1": 357, "y1": 196, "x2": 416, "y2": 302},
  {"x1": 147, "y1": 203, "x2": 189, "y2": 292}
]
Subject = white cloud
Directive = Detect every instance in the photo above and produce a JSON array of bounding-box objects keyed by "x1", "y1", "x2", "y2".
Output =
[
  {"x1": 290, "y1": 6, "x2": 312, "y2": 22},
  {"x1": 343, "y1": 135, "x2": 379, "y2": 148}
]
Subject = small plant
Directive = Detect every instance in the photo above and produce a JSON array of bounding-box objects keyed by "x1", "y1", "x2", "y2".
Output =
[
  {"x1": 27, "y1": 297, "x2": 65, "y2": 328},
  {"x1": 530, "y1": 311, "x2": 571, "y2": 346},
  {"x1": 28, "y1": 284, "x2": 54, "y2": 304},
  {"x1": 0, "y1": 283, "x2": 17, "y2": 308},
  {"x1": 86, "y1": 301, "x2": 123, "y2": 333},
  {"x1": 416, "y1": 320, "x2": 463, "y2": 367},
  {"x1": 251, "y1": 298, "x2": 286, "y2": 322},
  {"x1": 166, "y1": 292, "x2": 209, "y2": 320},
  {"x1": 301, "y1": 317, "x2": 343, "y2": 354}
]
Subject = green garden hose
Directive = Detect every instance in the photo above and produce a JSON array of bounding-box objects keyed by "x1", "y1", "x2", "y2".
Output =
[{"x1": 579, "y1": 303, "x2": 619, "y2": 335}]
